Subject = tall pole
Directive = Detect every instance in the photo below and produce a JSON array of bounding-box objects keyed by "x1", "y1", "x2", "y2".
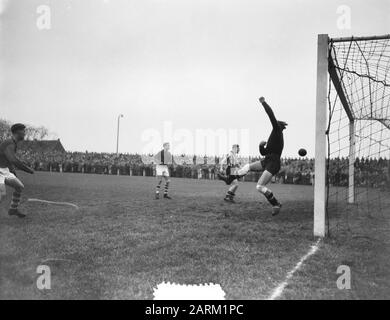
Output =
[
  {"x1": 314, "y1": 34, "x2": 329, "y2": 238},
  {"x1": 116, "y1": 114, "x2": 124, "y2": 155}
]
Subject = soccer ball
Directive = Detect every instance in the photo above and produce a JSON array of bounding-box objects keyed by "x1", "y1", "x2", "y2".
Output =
[{"x1": 298, "y1": 148, "x2": 307, "y2": 157}]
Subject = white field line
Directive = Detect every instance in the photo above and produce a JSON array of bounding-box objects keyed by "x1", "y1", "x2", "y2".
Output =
[
  {"x1": 40, "y1": 258, "x2": 79, "y2": 264},
  {"x1": 268, "y1": 238, "x2": 322, "y2": 300},
  {"x1": 27, "y1": 198, "x2": 79, "y2": 209}
]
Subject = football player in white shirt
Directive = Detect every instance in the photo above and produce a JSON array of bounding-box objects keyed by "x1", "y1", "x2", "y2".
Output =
[{"x1": 218, "y1": 144, "x2": 241, "y2": 203}]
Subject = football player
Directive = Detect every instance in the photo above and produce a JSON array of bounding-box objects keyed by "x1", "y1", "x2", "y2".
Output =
[
  {"x1": 0, "y1": 123, "x2": 34, "y2": 218},
  {"x1": 154, "y1": 142, "x2": 175, "y2": 199},
  {"x1": 219, "y1": 144, "x2": 241, "y2": 203}
]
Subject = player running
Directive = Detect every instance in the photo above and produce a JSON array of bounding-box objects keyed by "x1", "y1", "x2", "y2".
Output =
[
  {"x1": 218, "y1": 97, "x2": 287, "y2": 215},
  {"x1": 154, "y1": 142, "x2": 175, "y2": 200},
  {"x1": 219, "y1": 144, "x2": 242, "y2": 203},
  {"x1": 0, "y1": 123, "x2": 34, "y2": 218}
]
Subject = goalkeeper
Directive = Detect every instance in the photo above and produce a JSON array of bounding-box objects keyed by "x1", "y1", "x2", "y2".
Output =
[{"x1": 218, "y1": 97, "x2": 287, "y2": 215}]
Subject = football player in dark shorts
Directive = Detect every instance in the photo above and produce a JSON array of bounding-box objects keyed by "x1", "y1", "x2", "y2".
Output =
[{"x1": 219, "y1": 97, "x2": 287, "y2": 215}]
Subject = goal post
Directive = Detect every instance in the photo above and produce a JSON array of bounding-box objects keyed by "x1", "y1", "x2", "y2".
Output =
[
  {"x1": 348, "y1": 121, "x2": 355, "y2": 204},
  {"x1": 314, "y1": 34, "x2": 329, "y2": 237},
  {"x1": 314, "y1": 33, "x2": 390, "y2": 237}
]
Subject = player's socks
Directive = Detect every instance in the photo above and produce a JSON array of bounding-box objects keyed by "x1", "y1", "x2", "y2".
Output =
[
  {"x1": 156, "y1": 182, "x2": 162, "y2": 198},
  {"x1": 162, "y1": 180, "x2": 171, "y2": 199},
  {"x1": 9, "y1": 191, "x2": 22, "y2": 210},
  {"x1": 264, "y1": 190, "x2": 280, "y2": 207},
  {"x1": 164, "y1": 181, "x2": 170, "y2": 195}
]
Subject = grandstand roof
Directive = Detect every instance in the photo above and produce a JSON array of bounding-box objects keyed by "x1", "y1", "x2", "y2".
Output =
[{"x1": 19, "y1": 139, "x2": 66, "y2": 153}]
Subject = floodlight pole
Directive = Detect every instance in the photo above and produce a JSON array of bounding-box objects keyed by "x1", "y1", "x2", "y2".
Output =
[
  {"x1": 314, "y1": 34, "x2": 329, "y2": 237},
  {"x1": 116, "y1": 114, "x2": 124, "y2": 156}
]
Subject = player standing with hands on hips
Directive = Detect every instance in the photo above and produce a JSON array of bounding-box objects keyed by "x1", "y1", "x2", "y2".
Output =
[
  {"x1": 0, "y1": 124, "x2": 34, "y2": 218},
  {"x1": 218, "y1": 97, "x2": 287, "y2": 215}
]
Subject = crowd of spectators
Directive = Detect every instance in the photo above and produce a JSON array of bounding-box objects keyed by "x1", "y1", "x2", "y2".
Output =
[{"x1": 16, "y1": 149, "x2": 390, "y2": 189}]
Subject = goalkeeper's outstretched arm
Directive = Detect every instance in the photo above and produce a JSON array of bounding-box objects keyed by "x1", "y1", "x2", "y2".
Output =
[{"x1": 259, "y1": 97, "x2": 279, "y2": 130}]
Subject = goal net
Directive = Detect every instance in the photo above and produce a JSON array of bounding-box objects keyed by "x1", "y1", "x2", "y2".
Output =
[{"x1": 315, "y1": 34, "x2": 390, "y2": 237}]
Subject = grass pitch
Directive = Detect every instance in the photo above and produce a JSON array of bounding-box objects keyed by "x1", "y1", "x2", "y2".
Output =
[{"x1": 1, "y1": 172, "x2": 389, "y2": 299}]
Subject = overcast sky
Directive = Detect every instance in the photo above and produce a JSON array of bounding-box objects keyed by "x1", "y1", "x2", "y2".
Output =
[{"x1": 1, "y1": 0, "x2": 389, "y2": 156}]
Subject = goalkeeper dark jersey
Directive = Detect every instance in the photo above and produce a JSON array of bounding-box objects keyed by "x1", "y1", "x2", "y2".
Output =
[{"x1": 260, "y1": 102, "x2": 284, "y2": 157}]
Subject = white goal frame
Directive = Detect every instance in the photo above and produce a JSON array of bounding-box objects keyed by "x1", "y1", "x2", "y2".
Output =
[{"x1": 314, "y1": 33, "x2": 390, "y2": 237}]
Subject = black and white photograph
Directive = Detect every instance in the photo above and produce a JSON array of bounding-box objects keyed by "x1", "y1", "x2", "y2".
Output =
[{"x1": 0, "y1": 0, "x2": 389, "y2": 304}]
